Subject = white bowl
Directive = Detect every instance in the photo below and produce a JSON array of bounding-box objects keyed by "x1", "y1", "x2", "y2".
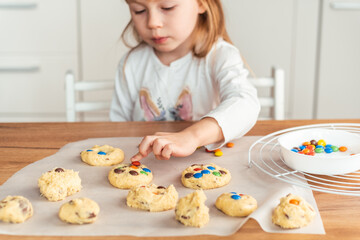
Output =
[{"x1": 277, "y1": 129, "x2": 360, "y2": 175}]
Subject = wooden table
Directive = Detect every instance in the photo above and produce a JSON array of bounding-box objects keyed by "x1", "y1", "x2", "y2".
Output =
[{"x1": 1, "y1": 119, "x2": 360, "y2": 240}]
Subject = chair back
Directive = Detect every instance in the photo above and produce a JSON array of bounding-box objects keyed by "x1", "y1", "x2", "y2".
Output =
[
  {"x1": 65, "y1": 67, "x2": 285, "y2": 121},
  {"x1": 249, "y1": 67, "x2": 285, "y2": 120},
  {"x1": 65, "y1": 71, "x2": 115, "y2": 122}
]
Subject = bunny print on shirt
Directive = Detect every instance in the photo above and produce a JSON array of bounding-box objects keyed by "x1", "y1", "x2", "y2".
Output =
[{"x1": 139, "y1": 87, "x2": 193, "y2": 121}]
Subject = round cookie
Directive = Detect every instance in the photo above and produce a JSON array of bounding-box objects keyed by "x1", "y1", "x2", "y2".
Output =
[
  {"x1": 272, "y1": 193, "x2": 316, "y2": 229},
  {"x1": 108, "y1": 163, "x2": 153, "y2": 189},
  {"x1": 215, "y1": 192, "x2": 257, "y2": 217},
  {"x1": 175, "y1": 190, "x2": 209, "y2": 228},
  {"x1": 0, "y1": 196, "x2": 33, "y2": 223},
  {"x1": 127, "y1": 184, "x2": 178, "y2": 212},
  {"x1": 38, "y1": 167, "x2": 82, "y2": 201},
  {"x1": 181, "y1": 163, "x2": 231, "y2": 190},
  {"x1": 80, "y1": 145, "x2": 124, "y2": 166},
  {"x1": 58, "y1": 197, "x2": 100, "y2": 224}
]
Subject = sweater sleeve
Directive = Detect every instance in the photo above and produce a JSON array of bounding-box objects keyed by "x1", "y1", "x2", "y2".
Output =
[
  {"x1": 203, "y1": 44, "x2": 260, "y2": 149},
  {"x1": 109, "y1": 54, "x2": 134, "y2": 122}
]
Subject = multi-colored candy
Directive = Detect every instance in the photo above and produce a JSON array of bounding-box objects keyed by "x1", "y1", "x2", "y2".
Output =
[
  {"x1": 339, "y1": 146, "x2": 348, "y2": 152},
  {"x1": 291, "y1": 139, "x2": 348, "y2": 156},
  {"x1": 289, "y1": 199, "x2": 300, "y2": 205},
  {"x1": 204, "y1": 142, "x2": 235, "y2": 157},
  {"x1": 231, "y1": 194, "x2": 241, "y2": 200},
  {"x1": 184, "y1": 165, "x2": 227, "y2": 179},
  {"x1": 214, "y1": 150, "x2": 223, "y2": 157},
  {"x1": 230, "y1": 192, "x2": 244, "y2": 200},
  {"x1": 226, "y1": 142, "x2": 235, "y2": 148},
  {"x1": 181, "y1": 163, "x2": 231, "y2": 190},
  {"x1": 132, "y1": 161, "x2": 141, "y2": 166}
]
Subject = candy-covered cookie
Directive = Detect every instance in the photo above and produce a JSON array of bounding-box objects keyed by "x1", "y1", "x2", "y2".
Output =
[
  {"x1": 58, "y1": 197, "x2": 100, "y2": 224},
  {"x1": 80, "y1": 145, "x2": 124, "y2": 166},
  {"x1": 272, "y1": 193, "x2": 316, "y2": 229},
  {"x1": 127, "y1": 184, "x2": 178, "y2": 212},
  {"x1": 175, "y1": 190, "x2": 209, "y2": 228},
  {"x1": 108, "y1": 162, "x2": 153, "y2": 189},
  {"x1": 215, "y1": 192, "x2": 257, "y2": 217},
  {"x1": 181, "y1": 163, "x2": 231, "y2": 189},
  {"x1": 0, "y1": 196, "x2": 33, "y2": 223},
  {"x1": 38, "y1": 167, "x2": 82, "y2": 201}
]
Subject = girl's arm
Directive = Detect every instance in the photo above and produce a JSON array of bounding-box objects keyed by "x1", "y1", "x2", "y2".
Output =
[
  {"x1": 131, "y1": 41, "x2": 260, "y2": 161},
  {"x1": 202, "y1": 42, "x2": 260, "y2": 149},
  {"x1": 130, "y1": 117, "x2": 224, "y2": 161}
]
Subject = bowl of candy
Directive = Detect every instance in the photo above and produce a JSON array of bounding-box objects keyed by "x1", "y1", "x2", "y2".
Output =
[{"x1": 277, "y1": 128, "x2": 360, "y2": 175}]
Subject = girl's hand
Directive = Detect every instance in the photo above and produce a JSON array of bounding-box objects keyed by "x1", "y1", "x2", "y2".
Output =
[
  {"x1": 130, "y1": 117, "x2": 225, "y2": 162},
  {"x1": 130, "y1": 131, "x2": 199, "y2": 161}
]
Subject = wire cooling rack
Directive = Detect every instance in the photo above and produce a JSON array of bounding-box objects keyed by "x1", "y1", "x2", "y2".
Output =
[{"x1": 248, "y1": 123, "x2": 360, "y2": 196}]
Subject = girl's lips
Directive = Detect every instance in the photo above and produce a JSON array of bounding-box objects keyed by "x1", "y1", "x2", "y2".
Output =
[{"x1": 152, "y1": 37, "x2": 168, "y2": 44}]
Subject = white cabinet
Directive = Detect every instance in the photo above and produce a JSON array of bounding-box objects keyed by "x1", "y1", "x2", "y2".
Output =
[
  {"x1": 224, "y1": 0, "x2": 295, "y2": 119},
  {"x1": 290, "y1": 0, "x2": 320, "y2": 119},
  {"x1": 224, "y1": 0, "x2": 322, "y2": 120},
  {"x1": 0, "y1": 0, "x2": 78, "y2": 122},
  {"x1": 79, "y1": 0, "x2": 130, "y2": 81},
  {"x1": 0, "y1": 0, "x2": 77, "y2": 53},
  {"x1": 0, "y1": 56, "x2": 77, "y2": 113},
  {"x1": 315, "y1": 0, "x2": 360, "y2": 118}
]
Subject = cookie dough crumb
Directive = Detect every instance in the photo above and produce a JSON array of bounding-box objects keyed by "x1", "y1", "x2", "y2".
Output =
[
  {"x1": 58, "y1": 197, "x2": 100, "y2": 224},
  {"x1": 175, "y1": 190, "x2": 209, "y2": 227},
  {"x1": 272, "y1": 193, "x2": 316, "y2": 229},
  {"x1": 80, "y1": 145, "x2": 124, "y2": 166},
  {"x1": 0, "y1": 196, "x2": 33, "y2": 223},
  {"x1": 38, "y1": 167, "x2": 82, "y2": 201},
  {"x1": 215, "y1": 192, "x2": 257, "y2": 217},
  {"x1": 127, "y1": 184, "x2": 178, "y2": 212},
  {"x1": 108, "y1": 163, "x2": 153, "y2": 189}
]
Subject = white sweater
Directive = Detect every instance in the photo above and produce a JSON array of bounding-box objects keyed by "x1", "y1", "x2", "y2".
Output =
[{"x1": 110, "y1": 39, "x2": 260, "y2": 148}]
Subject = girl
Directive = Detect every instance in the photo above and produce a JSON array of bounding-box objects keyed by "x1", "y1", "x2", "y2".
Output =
[{"x1": 110, "y1": 0, "x2": 260, "y2": 161}]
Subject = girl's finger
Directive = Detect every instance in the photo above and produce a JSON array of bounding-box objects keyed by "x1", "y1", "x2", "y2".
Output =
[
  {"x1": 130, "y1": 152, "x2": 144, "y2": 162},
  {"x1": 161, "y1": 144, "x2": 174, "y2": 160},
  {"x1": 152, "y1": 138, "x2": 168, "y2": 156},
  {"x1": 138, "y1": 135, "x2": 157, "y2": 156},
  {"x1": 154, "y1": 154, "x2": 167, "y2": 160}
]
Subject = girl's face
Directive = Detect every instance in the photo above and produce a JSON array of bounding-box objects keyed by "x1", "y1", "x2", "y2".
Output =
[{"x1": 127, "y1": 0, "x2": 205, "y2": 62}]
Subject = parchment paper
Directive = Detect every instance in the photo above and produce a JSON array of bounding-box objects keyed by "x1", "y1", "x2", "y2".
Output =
[{"x1": 0, "y1": 137, "x2": 325, "y2": 236}]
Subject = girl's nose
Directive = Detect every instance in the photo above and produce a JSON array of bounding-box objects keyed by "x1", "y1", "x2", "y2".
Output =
[{"x1": 147, "y1": 11, "x2": 163, "y2": 29}]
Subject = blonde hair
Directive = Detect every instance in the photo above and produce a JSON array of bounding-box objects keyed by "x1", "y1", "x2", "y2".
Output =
[
  {"x1": 121, "y1": 0, "x2": 231, "y2": 58},
  {"x1": 121, "y1": 0, "x2": 255, "y2": 76}
]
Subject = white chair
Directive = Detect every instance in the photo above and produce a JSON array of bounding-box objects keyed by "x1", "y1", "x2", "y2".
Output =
[
  {"x1": 65, "y1": 67, "x2": 285, "y2": 122},
  {"x1": 65, "y1": 71, "x2": 115, "y2": 122},
  {"x1": 249, "y1": 67, "x2": 285, "y2": 120}
]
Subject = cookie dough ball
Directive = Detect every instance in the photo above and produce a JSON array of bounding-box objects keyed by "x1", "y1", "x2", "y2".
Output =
[
  {"x1": 38, "y1": 167, "x2": 82, "y2": 201},
  {"x1": 108, "y1": 163, "x2": 153, "y2": 189},
  {"x1": 175, "y1": 190, "x2": 209, "y2": 228},
  {"x1": 0, "y1": 196, "x2": 33, "y2": 223},
  {"x1": 80, "y1": 145, "x2": 124, "y2": 166},
  {"x1": 58, "y1": 197, "x2": 100, "y2": 224},
  {"x1": 127, "y1": 184, "x2": 178, "y2": 212},
  {"x1": 272, "y1": 193, "x2": 316, "y2": 229},
  {"x1": 215, "y1": 192, "x2": 257, "y2": 217},
  {"x1": 181, "y1": 163, "x2": 231, "y2": 190}
]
